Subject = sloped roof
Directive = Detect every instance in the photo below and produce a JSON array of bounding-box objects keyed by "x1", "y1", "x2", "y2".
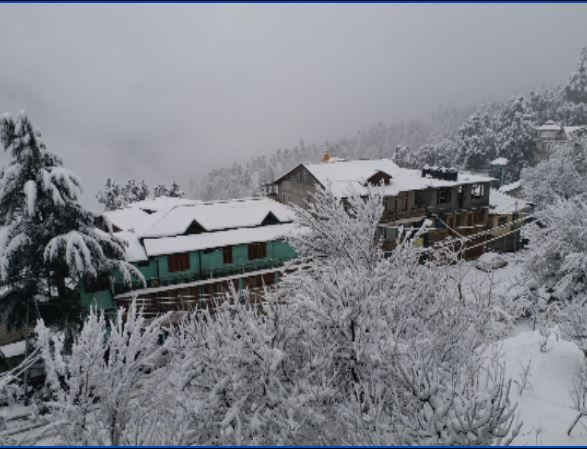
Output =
[
  {"x1": 291, "y1": 158, "x2": 493, "y2": 198},
  {"x1": 137, "y1": 197, "x2": 295, "y2": 238},
  {"x1": 499, "y1": 180, "x2": 521, "y2": 194},
  {"x1": 490, "y1": 157, "x2": 509, "y2": 166},
  {"x1": 116, "y1": 231, "x2": 148, "y2": 262},
  {"x1": 489, "y1": 188, "x2": 530, "y2": 215},
  {"x1": 143, "y1": 223, "x2": 296, "y2": 256}
]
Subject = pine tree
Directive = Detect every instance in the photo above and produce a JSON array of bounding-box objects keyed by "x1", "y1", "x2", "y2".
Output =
[
  {"x1": 122, "y1": 179, "x2": 150, "y2": 204},
  {"x1": 565, "y1": 47, "x2": 587, "y2": 104},
  {"x1": 96, "y1": 178, "x2": 126, "y2": 211},
  {"x1": 167, "y1": 181, "x2": 184, "y2": 198},
  {"x1": 0, "y1": 111, "x2": 143, "y2": 325},
  {"x1": 152, "y1": 183, "x2": 169, "y2": 198}
]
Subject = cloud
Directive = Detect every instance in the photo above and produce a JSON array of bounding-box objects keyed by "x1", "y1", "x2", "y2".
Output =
[{"x1": 0, "y1": 4, "x2": 585, "y2": 207}]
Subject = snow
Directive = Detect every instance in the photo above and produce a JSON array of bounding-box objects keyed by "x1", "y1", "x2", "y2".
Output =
[
  {"x1": 295, "y1": 158, "x2": 494, "y2": 199},
  {"x1": 563, "y1": 125, "x2": 586, "y2": 139},
  {"x1": 499, "y1": 180, "x2": 521, "y2": 194},
  {"x1": 143, "y1": 222, "x2": 296, "y2": 256},
  {"x1": 490, "y1": 157, "x2": 509, "y2": 166},
  {"x1": 105, "y1": 207, "x2": 151, "y2": 232},
  {"x1": 131, "y1": 196, "x2": 199, "y2": 213},
  {"x1": 498, "y1": 328, "x2": 587, "y2": 445},
  {"x1": 0, "y1": 339, "x2": 25, "y2": 358},
  {"x1": 23, "y1": 180, "x2": 36, "y2": 216},
  {"x1": 138, "y1": 197, "x2": 295, "y2": 238},
  {"x1": 536, "y1": 121, "x2": 562, "y2": 132},
  {"x1": 116, "y1": 231, "x2": 148, "y2": 262},
  {"x1": 489, "y1": 188, "x2": 529, "y2": 214}
]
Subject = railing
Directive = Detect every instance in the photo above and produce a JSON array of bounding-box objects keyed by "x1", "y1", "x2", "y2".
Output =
[
  {"x1": 381, "y1": 207, "x2": 427, "y2": 222},
  {"x1": 113, "y1": 257, "x2": 287, "y2": 295}
]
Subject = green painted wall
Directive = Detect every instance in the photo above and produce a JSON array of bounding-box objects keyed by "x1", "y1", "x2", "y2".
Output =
[{"x1": 79, "y1": 238, "x2": 298, "y2": 309}]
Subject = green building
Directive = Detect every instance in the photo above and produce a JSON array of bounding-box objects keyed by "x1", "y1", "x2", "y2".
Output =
[{"x1": 82, "y1": 196, "x2": 298, "y2": 315}]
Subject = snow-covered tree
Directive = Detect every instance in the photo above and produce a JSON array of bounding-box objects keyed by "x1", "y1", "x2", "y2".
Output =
[
  {"x1": 277, "y1": 189, "x2": 520, "y2": 445},
  {"x1": 35, "y1": 301, "x2": 192, "y2": 446},
  {"x1": 122, "y1": 179, "x2": 150, "y2": 204},
  {"x1": 525, "y1": 195, "x2": 587, "y2": 303},
  {"x1": 0, "y1": 111, "x2": 142, "y2": 324},
  {"x1": 287, "y1": 187, "x2": 384, "y2": 270},
  {"x1": 565, "y1": 47, "x2": 587, "y2": 104},
  {"x1": 167, "y1": 181, "x2": 184, "y2": 198},
  {"x1": 96, "y1": 178, "x2": 126, "y2": 211},
  {"x1": 152, "y1": 183, "x2": 169, "y2": 198},
  {"x1": 522, "y1": 137, "x2": 587, "y2": 209}
]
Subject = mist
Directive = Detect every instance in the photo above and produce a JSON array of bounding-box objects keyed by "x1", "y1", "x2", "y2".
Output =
[{"x1": 0, "y1": 3, "x2": 586, "y2": 207}]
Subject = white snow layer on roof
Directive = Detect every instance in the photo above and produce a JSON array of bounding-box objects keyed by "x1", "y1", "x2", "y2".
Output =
[
  {"x1": 302, "y1": 158, "x2": 493, "y2": 198},
  {"x1": 498, "y1": 180, "x2": 521, "y2": 193},
  {"x1": 106, "y1": 207, "x2": 151, "y2": 232},
  {"x1": 138, "y1": 197, "x2": 295, "y2": 238},
  {"x1": 143, "y1": 223, "x2": 296, "y2": 256},
  {"x1": 489, "y1": 157, "x2": 509, "y2": 166},
  {"x1": 117, "y1": 231, "x2": 148, "y2": 262},
  {"x1": 131, "y1": 196, "x2": 200, "y2": 212},
  {"x1": 489, "y1": 189, "x2": 528, "y2": 214},
  {"x1": 0, "y1": 340, "x2": 26, "y2": 358}
]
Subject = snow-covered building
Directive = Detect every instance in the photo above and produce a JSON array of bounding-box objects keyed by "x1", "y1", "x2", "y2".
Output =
[
  {"x1": 535, "y1": 121, "x2": 586, "y2": 162},
  {"x1": 270, "y1": 156, "x2": 494, "y2": 255},
  {"x1": 82, "y1": 197, "x2": 298, "y2": 315},
  {"x1": 486, "y1": 188, "x2": 532, "y2": 252}
]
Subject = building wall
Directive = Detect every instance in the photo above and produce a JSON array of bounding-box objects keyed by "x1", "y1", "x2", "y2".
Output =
[
  {"x1": 80, "y1": 238, "x2": 298, "y2": 310},
  {"x1": 277, "y1": 166, "x2": 318, "y2": 207}
]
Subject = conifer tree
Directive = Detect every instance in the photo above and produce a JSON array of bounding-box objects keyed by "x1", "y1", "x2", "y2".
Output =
[
  {"x1": 0, "y1": 111, "x2": 142, "y2": 325},
  {"x1": 565, "y1": 47, "x2": 587, "y2": 104}
]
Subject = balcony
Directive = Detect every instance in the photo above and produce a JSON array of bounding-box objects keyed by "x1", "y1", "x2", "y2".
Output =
[
  {"x1": 113, "y1": 257, "x2": 286, "y2": 296},
  {"x1": 381, "y1": 207, "x2": 427, "y2": 223}
]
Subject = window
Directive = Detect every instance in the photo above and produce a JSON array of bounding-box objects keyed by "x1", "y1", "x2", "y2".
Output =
[
  {"x1": 384, "y1": 197, "x2": 394, "y2": 210},
  {"x1": 168, "y1": 253, "x2": 190, "y2": 272},
  {"x1": 248, "y1": 242, "x2": 267, "y2": 260},
  {"x1": 471, "y1": 183, "x2": 485, "y2": 199},
  {"x1": 415, "y1": 190, "x2": 424, "y2": 207},
  {"x1": 437, "y1": 188, "x2": 452, "y2": 205},
  {"x1": 498, "y1": 216, "x2": 508, "y2": 226},
  {"x1": 223, "y1": 246, "x2": 233, "y2": 264},
  {"x1": 396, "y1": 193, "x2": 408, "y2": 211}
]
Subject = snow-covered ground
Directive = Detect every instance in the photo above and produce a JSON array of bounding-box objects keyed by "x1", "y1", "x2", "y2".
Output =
[
  {"x1": 458, "y1": 251, "x2": 587, "y2": 445},
  {"x1": 500, "y1": 327, "x2": 587, "y2": 446}
]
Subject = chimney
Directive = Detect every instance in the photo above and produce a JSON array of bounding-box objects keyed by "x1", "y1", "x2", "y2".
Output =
[{"x1": 322, "y1": 149, "x2": 331, "y2": 163}]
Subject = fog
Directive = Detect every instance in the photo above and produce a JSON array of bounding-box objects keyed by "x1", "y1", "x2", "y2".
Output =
[{"x1": 0, "y1": 3, "x2": 586, "y2": 207}]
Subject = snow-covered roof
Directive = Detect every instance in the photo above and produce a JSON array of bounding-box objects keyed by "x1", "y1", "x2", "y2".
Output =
[
  {"x1": 563, "y1": 126, "x2": 586, "y2": 139},
  {"x1": 104, "y1": 197, "x2": 298, "y2": 259},
  {"x1": 498, "y1": 180, "x2": 521, "y2": 194},
  {"x1": 536, "y1": 121, "x2": 562, "y2": 132},
  {"x1": 490, "y1": 157, "x2": 509, "y2": 166},
  {"x1": 292, "y1": 158, "x2": 493, "y2": 198},
  {"x1": 117, "y1": 231, "x2": 148, "y2": 262},
  {"x1": 137, "y1": 197, "x2": 295, "y2": 239},
  {"x1": 106, "y1": 207, "x2": 151, "y2": 232},
  {"x1": 143, "y1": 223, "x2": 296, "y2": 256},
  {"x1": 131, "y1": 196, "x2": 199, "y2": 212},
  {"x1": 489, "y1": 189, "x2": 529, "y2": 215}
]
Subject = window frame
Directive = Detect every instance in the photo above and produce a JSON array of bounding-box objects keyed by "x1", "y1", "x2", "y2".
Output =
[
  {"x1": 222, "y1": 246, "x2": 233, "y2": 264},
  {"x1": 437, "y1": 188, "x2": 452, "y2": 205},
  {"x1": 248, "y1": 242, "x2": 267, "y2": 260},
  {"x1": 471, "y1": 183, "x2": 485, "y2": 199},
  {"x1": 168, "y1": 252, "x2": 190, "y2": 273}
]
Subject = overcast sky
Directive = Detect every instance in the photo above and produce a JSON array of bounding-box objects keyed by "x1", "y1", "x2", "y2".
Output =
[{"x1": 0, "y1": 3, "x2": 586, "y2": 207}]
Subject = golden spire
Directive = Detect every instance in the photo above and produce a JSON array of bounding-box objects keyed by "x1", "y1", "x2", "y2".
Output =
[{"x1": 322, "y1": 148, "x2": 331, "y2": 163}]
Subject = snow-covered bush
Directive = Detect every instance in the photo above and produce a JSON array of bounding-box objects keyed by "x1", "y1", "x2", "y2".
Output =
[
  {"x1": 525, "y1": 195, "x2": 587, "y2": 303},
  {"x1": 35, "y1": 301, "x2": 190, "y2": 446},
  {"x1": 278, "y1": 189, "x2": 521, "y2": 445}
]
